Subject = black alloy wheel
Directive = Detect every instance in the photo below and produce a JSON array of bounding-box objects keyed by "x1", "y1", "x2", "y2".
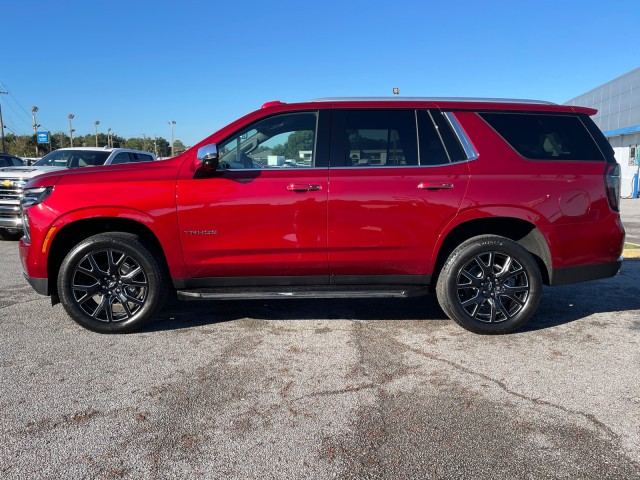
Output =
[
  {"x1": 58, "y1": 233, "x2": 167, "y2": 333},
  {"x1": 436, "y1": 235, "x2": 542, "y2": 334}
]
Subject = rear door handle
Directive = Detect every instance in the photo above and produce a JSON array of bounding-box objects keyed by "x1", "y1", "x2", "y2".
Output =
[
  {"x1": 418, "y1": 182, "x2": 454, "y2": 190},
  {"x1": 287, "y1": 184, "x2": 322, "y2": 192}
]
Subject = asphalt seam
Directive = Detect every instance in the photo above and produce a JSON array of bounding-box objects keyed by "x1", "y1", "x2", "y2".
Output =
[{"x1": 404, "y1": 345, "x2": 620, "y2": 441}]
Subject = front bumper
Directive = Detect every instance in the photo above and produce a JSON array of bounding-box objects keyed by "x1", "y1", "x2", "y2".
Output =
[{"x1": 23, "y1": 271, "x2": 49, "y2": 295}]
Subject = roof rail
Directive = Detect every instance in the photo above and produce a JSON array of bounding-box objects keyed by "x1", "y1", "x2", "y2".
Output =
[{"x1": 310, "y1": 97, "x2": 557, "y2": 105}]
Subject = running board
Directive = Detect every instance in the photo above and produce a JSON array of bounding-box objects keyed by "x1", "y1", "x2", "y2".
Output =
[{"x1": 176, "y1": 286, "x2": 429, "y2": 301}]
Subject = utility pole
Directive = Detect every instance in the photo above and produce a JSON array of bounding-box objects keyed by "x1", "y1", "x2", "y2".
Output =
[
  {"x1": 32, "y1": 106, "x2": 39, "y2": 156},
  {"x1": 0, "y1": 91, "x2": 7, "y2": 153}
]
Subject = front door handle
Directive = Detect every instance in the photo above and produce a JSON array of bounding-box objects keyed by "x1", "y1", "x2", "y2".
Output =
[
  {"x1": 287, "y1": 184, "x2": 322, "y2": 192},
  {"x1": 418, "y1": 182, "x2": 454, "y2": 191}
]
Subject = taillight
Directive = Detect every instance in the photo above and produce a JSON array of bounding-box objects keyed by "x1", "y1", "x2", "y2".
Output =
[{"x1": 604, "y1": 163, "x2": 621, "y2": 211}]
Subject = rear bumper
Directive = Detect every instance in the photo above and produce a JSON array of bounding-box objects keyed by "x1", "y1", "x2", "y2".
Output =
[{"x1": 550, "y1": 257, "x2": 623, "y2": 285}]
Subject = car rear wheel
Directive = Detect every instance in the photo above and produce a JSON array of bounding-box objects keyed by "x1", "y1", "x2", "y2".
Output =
[
  {"x1": 436, "y1": 235, "x2": 542, "y2": 334},
  {"x1": 57, "y1": 233, "x2": 167, "y2": 333}
]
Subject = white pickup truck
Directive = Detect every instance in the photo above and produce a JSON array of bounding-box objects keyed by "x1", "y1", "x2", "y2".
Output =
[{"x1": 0, "y1": 147, "x2": 156, "y2": 239}]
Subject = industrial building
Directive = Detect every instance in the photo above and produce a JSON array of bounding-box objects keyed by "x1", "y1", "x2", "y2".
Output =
[{"x1": 565, "y1": 67, "x2": 640, "y2": 198}]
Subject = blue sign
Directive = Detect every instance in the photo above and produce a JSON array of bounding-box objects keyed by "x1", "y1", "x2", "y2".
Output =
[{"x1": 37, "y1": 131, "x2": 49, "y2": 144}]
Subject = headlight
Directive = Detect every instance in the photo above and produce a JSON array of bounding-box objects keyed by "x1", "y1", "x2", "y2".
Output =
[{"x1": 21, "y1": 186, "x2": 54, "y2": 209}]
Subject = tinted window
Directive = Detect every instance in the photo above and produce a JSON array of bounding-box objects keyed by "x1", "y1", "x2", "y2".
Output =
[
  {"x1": 111, "y1": 152, "x2": 131, "y2": 164},
  {"x1": 342, "y1": 110, "x2": 418, "y2": 167},
  {"x1": 219, "y1": 112, "x2": 317, "y2": 169},
  {"x1": 35, "y1": 150, "x2": 111, "y2": 167},
  {"x1": 431, "y1": 111, "x2": 467, "y2": 162},
  {"x1": 135, "y1": 153, "x2": 154, "y2": 162},
  {"x1": 480, "y1": 112, "x2": 605, "y2": 161},
  {"x1": 417, "y1": 111, "x2": 450, "y2": 165}
]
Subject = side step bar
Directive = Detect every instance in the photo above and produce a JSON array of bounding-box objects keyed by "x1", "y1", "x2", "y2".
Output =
[{"x1": 176, "y1": 286, "x2": 429, "y2": 301}]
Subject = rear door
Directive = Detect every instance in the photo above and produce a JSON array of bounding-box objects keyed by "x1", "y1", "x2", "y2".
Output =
[{"x1": 327, "y1": 109, "x2": 471, "y2": 281}]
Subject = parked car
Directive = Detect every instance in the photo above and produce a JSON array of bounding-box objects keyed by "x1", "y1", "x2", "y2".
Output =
[
  {"x1": 0, "y1": 147, "x2": 156, "y2": 239},
  {"x1": 18, "y1": 98, "x2": 624, "y2": 334},
  {"x1": 0, "y1": 153, "x2": 25, "y2": 167}
]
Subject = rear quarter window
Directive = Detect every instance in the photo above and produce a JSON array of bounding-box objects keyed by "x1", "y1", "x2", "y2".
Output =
[
  {"x1": 136, "y1": 153, "x2": 154, "y2": 162},
  {"x1": 479, "y1": 112, "x2": 605, "y2": 161}
]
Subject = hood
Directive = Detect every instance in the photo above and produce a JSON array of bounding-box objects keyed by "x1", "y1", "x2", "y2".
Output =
[{"x1": 0, "y1": 166, "x2": 67, "y2": 178}]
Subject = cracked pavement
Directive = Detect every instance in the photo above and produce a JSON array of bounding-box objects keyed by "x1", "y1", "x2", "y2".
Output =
[{"x1": 1, "y1": 240, "x2": 639, "y2": 479}]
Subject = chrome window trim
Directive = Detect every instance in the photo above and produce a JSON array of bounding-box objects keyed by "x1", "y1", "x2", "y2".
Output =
[
  {"x1": 330, "y1": 164, "x2": 461, "y2": 170},
  {"x1": 444, "y1": 112, "x2": 479, "y2": 161}
]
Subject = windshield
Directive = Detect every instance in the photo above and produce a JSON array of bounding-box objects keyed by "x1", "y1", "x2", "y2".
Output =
[{"x1": 34, "y1": 150, "x2": 111, "y2": 168}]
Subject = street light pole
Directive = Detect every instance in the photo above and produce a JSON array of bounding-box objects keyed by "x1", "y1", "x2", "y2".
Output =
[
  {"x1": 107, "y1": 128, "x2": 111, "y2": 148},
  {"x1": 68, "y1": 114, "x2": 75, "y2": 147},
  {"x1": 32, "y1": 106, "x2": 39, "y2": 157},
  {"x1": 0, "y1": 91, "x2": 8, "y2": 153},
  {"x1": 94, "y1": 120, "x2": 100, "y2": 147},
  {"x1": 168, "y1": 120, "x2": 176, "y2": 157}
]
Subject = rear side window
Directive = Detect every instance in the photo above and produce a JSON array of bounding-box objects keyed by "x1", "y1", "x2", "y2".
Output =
[
  {"x1": 480, "y1": 112, "x2": 605, "y2": 161},
  {"x1": 417, "y1": 110, "x2": 470, "y2": 165},
  {"x1": 131, "y1": 153, "x2": 154, "y2": 162},
  {"x1": 341, "y1": 110, "x2": 418, "y2": 167},
  {"x1": 111, "y1": 152, "x2": 131, "y2": 164}
]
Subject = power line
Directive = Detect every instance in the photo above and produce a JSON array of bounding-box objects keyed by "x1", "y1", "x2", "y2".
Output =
[{"x1": 0, "y1": 81, "x2": 48, "y2": 135}]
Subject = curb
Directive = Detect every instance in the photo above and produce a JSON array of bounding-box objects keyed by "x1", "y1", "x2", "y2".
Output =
[{"x1": 623, "y1": 242, "x2": 640, "y2": 258}]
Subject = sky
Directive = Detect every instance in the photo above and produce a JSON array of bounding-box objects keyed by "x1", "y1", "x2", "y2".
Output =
[{"x1": 2, "y1": 0, "x2": 639, "y2": 147}]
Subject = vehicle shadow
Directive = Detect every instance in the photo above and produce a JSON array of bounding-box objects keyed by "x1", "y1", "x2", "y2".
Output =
[
  {"x1": 521, "y1": 259, "x2": 640, "y2": 332},
  {"x1": 142, "y1": 260, "x2": 640, "y2": 334},
  {"x1": 144, "y1": 296, "x2": 449, "y2": 333}
]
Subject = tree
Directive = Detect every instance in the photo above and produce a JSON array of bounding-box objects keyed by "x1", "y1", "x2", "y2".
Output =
[
  {"x1": 173, "y1": 140, "x2": 186, "y2": 155},
  {"x1": 0, "y1": 132, "x2": 182, "y2": 158},
  {"x1": 272, "y1": 130, "x2": 314, "y2": 160}
]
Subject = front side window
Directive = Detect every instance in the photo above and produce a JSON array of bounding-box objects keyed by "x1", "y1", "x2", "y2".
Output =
[
  {"x1": 480, "y1": 112, "x2": 605, "y2": 161},
  {"x1": 218, "y1": 112, "x2": 318, "y2": 169},
  {"x1": 342, "y1": 110, "x2": 418, "y2": 167}
]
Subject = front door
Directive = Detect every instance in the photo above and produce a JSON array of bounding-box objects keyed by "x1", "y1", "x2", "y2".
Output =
[{"x1": 177, "y1": 111, "x2": 330, "y2": 280}]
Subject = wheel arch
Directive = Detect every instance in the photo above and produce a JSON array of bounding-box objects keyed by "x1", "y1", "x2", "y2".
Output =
[
  {"x1": 432, "y1": 217, "x2": 552, "y2": 288},
  {"x1": 48, "y1": 217, "x2": 171, "y2": 302}
]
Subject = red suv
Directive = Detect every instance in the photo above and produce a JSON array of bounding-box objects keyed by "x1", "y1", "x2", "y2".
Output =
[{"x1": 18, "y1": 98, "x2": 625, "y2": 334}]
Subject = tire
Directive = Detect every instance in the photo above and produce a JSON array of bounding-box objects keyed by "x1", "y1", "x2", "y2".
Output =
[
  {"x1": 436, "y1": 235, "x2": 542, "y2": 334},
  {"x1": 57, "y1": 233, "x2": 167, "y2": 333}
]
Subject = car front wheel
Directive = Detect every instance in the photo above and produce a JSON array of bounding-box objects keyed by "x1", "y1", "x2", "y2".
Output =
[
  {"x1": 57, "y1": 233, "x2": 167, "y2": 333},
  {"x1": 436, "y1": 235, "x2": 542, "y2": 334}
]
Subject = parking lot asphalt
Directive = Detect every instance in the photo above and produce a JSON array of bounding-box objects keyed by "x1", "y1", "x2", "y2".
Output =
[{"x1": 1, "y1": 238, "x2": 639, "y2": 478}]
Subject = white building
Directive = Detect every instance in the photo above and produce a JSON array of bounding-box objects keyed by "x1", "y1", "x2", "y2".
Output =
[{"x1": 565, "y1": 67, "x2": 640, "y2": 198}]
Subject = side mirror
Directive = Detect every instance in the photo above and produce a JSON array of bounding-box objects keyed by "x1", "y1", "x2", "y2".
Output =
[{"x1": 196, "y1": 144, "x2": 219, "y2": 171}]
